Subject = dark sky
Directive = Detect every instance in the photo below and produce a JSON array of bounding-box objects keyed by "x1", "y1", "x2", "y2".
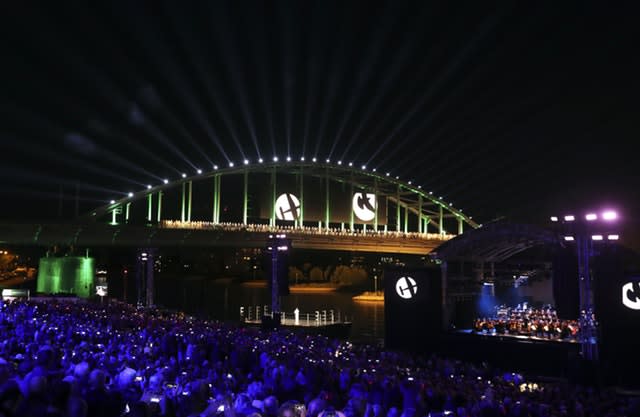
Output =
[{"x1": 0, "y1": 2, "x2": 638, "y2": 239}]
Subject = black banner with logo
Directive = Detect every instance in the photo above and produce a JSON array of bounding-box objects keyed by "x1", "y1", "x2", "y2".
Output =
[{"x1": 384, "y1": 266, "x2": 442, "y2": 351}]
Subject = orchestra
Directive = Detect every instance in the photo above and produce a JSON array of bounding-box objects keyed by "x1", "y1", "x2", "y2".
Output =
[{"x1": 474, "y1": 303, "x2": 580, "y2": 340}]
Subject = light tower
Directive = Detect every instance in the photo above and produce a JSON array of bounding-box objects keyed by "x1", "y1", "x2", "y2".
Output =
[{"x1": 550, "y1": 209, "x2": 619, "y2": 361}]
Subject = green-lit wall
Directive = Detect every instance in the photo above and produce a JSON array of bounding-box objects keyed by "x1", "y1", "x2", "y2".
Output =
[{"x1": 37, "y1": 257, "x2": 95, "y2": 298}]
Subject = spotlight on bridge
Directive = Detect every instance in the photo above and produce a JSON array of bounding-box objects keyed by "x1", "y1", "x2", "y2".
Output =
[
  {"x1": 259, "y1": 158, "x2": 264, "y2": 163},
  {"x1": 213, "y1": 165, "x2": 218, "y2": 170},
  {"x1": 312, "y1": 157, "x2": 317, "y2": 162},
  {"x1": 229, "y1": 162, "x2": 235, "y2": 167},
  {"x1": 146, "y1": 185, "x2": 152, "y2": 190},
  {"x1": 128, "y1": 192, "x2": 133, "y2": 198},
  {"x1": 286, "y1": 156, "x2": 291, "y2": 162},
  {"x1": 348, "y1": 162, "x2": 353, "y2": 167},
  {"x1": 300, "y1": 156, "x2": 305, "y2": 161},
  {"x1": 244, "y1": 159, "x2": 249, "y2": 165},
  {"x1": 372, "y1": 168, "x2": 377, "y2": 172},
  {"x1": 163, "y1": 179, "x2": 169, "y2": 184},
  {"x1": 429, "y1": 191, "x2": 433, "y2": 195},
  {"x1": 337, "y1": 160, "x2": 342, "y2": 165},
  {"x1": 181, "y1": 173, "x2": 187, "y2": 178},
  {"x1": 273, "y1": 156, "x2": 278, "y2": 162},
  {"x1": 408, "y1": 181, "x2": 412, "y2": 185},
  {"x1": 361, "y1": 165, "x2": 366, "y2": 170},
  {"x1": 386, "y1": 172, "x2": 390, "y2": 176},
  {"x1": 197, "y1": 169, "x2": 202, "y2": 174},
  {"x1": 110, "y1": 200, "x2": 115, "y2": 205},
  {"x1": 326, "y1": 158, "x2": 330, "y2": 163},
  {"x1": 418, "y1": 185, "x2": 421, "y2": 189}
]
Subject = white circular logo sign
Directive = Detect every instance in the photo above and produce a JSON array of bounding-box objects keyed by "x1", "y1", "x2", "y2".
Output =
[
  {"x1": 622, "y1": 282, "x2": 640, "y2": 310},
  {"x1": 395, "y1": 276, "x2": 418, "y2": 299},
  {"x1": 352, "y1": 192, "x2": 377, "y2": 221},
  {"x1": 275, "y1": 193, "x2": 301, "y2": 221}
]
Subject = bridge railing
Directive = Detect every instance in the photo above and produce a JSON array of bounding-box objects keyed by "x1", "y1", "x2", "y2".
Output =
[
  {"x1": 240, "y1": 305, "x2": 347, "y2": 326},
  {"x1": 160, "y1": 220, "x2": 454, "y2": 241}
]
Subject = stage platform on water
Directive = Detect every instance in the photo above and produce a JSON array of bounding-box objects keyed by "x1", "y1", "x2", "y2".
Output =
[{"x1": 241, "y1": 317, "x2": 352, "y2": 338}]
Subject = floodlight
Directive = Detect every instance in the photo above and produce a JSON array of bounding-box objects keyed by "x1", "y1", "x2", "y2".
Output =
[
  {"x1": 361, "y1": 165, "x2": 366, "y2": 170},
  {"x1": 163, "y1": 179, "x2": 169, "y2": 184},
  {"x1": 608, "y1": 234, "x2": 619, "y2": 240},
  {"x1": 300, "y1": 156, "x2": 305, "y2": 161},
  {"x1": 128, "y1": 192, "x2": 133, "y2": 197},
  {"x1": 337, "y1": 161, "x2": 342, "y2": 165},
  {"x1": 273, "y1": 156, "x2": 278, "y2": 162},
  {"x1": 258, "y1": 158, "x2": 263, "y2": 163},
  {"x1": 312, "y1": 157, "x2": 317, "y2": 162},
  {"x1": 229, "y1": 162, "x2": 234, "y2": 167},
  {"x1": 602, "y1": 210, "x2": 617, "y2": 221},
  {"x1": 592, "y1": 235, "x2": 603, "y2": 241},
  {"x1": 244, "y1": 159, "x2": 249, "y2": 165},
  {"x1": 110, "y1": 200, "x2": 115, "y2": 204},
  {"x1": 564, "y1": 215, "x2": 575, "y2": 222},
  {"x1": 213, "y1": 165, "x2": 218, "y2": 170},
  {"x1": 550, "y1": 216, "x2": 558, "y2": 222},
  {"x1": 585, "y1": 213, "x2": 597, "y2": 221},
  {"x1": 181, "y1": 173, "x2": 187, "y2": 178},
  {"x1": 348, "y1": 162, "x2": 353, "y2": 166},
  {"x1": 147, "y1": 185, "x2": 152, "y2": 190},
  {"x1": 196, "y1": 169, "x2": 202, "y2": 174},
  {"x1": 564, "y1": 236, "x2": 574, "y2": 241},
  {"x1": 286, "y1": 156, "x2": 291, "y2": 162}
]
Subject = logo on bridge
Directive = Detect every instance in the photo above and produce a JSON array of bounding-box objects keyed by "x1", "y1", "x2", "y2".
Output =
[
  {"x1": 352, "y1": 192, "x2": 376, "y2": 222},
  {"x1": 275, "y1": 193, "x2": 301, "y2": 221},
  {"x1": 622, "y1": 281, "x2": 640, "y2": 310},
  {"x1": 395, "y1": 276, "x2": 418, "y2": 299}
]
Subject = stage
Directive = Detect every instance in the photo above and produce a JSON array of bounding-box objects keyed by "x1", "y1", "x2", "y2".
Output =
[{"x1": 437, "y1": 329, "x2": 586, "y2": 379}]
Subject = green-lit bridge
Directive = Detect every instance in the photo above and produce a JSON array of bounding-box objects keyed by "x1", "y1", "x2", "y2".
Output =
[{"x1": 3, "y1": 162, "x2": 480, "y2": 255}]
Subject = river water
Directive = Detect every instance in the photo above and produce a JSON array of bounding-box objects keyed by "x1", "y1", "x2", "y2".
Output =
[{"x1": 156, "y1": 278, "x2": 385, "y2": 345}]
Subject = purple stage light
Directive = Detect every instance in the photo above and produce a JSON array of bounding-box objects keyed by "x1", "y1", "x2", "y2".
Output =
[
  {"x1": 564, "y1": 215, "x2": 575, "y2": 222},
  {"x1": 585, "y1": 213, "x2": 597, "y2": 221},
  {"x1": 592, "y1": 235, "x2": 603, "y2": 241},
  {"x1": 564, "y1": 236, "x2": 574, "y2": 241},
  {"x1": 602, "y1": 210, "x2": 617, "y2": 221},
  {"x1": 550, "y1": 216, "x2": 559, "y2": 222},
  {"x1": 608, "y1": 234, "x2": 619, "y2": 241}
]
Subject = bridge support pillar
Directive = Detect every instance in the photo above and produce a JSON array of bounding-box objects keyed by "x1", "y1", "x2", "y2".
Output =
[
  {"x1": 418, "y1": 195, "x2": 423, "y2": 234},
  {"x1": 213, "y1": 175, "x2": 221, "y2": 224},
  {"x1": 439, "y1": 205, "x2": 444, "y2": 234},
  {"x1": 181, "y1": 182, "x2": 186, "y2": 222},
  {"x1": 157, "y1": 191, "x2": 163, "y2": 223},
  {"x1": 125, "y1": 202, "x2": 131, "y2": 223},
  {"x1": 396, "y1": 185, "x2": 401, "y2": 232},
  {"x1": 147, "y1": 193, "x2": 153, "y2": 222},
  {"x1": 404, "y1": 204, "x2": 409, "y2": 234},
  {"x1": 458, "y1": 217, "x2": 463, "y2": 235},
  {"x1": 187, "y1": 181, "x2": 193, "y2": 222},
  {"x1": 243, "y1": 170, "x2": 248, "y2": 225},
  {"x1": 325, "y1": 169, "x2": 330, "y2": 230}
]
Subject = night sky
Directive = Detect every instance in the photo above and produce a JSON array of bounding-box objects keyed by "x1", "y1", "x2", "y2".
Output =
[{"x1": 0, "y1": 2, "x2": 638, "y2": 242}]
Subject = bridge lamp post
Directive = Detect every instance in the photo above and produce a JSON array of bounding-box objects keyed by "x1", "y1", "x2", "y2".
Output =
[{"x1": 550, "y1": 209, "x2": 619, "y2": 362}]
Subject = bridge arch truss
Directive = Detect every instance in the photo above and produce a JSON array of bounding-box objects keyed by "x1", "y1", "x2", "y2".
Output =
[{"x1": 86, "y1": 162, "x2": 479, "y2": 236}]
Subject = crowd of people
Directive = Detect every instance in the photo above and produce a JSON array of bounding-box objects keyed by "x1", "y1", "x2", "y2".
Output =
[
  {"x1": 473, "y1": 305, "x2": 581, "y2": 341},
  {"x1": 160, "y1": 221, "x2": 452, "y2": 242},
  {"x1": 0, "y1": 299, "x2": 637, "y2": 417}
]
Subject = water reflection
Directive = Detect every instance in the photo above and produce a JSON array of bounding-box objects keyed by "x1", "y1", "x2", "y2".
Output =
[{"x1": 157, "y1": 278, "x2": 384, "y2": 344}]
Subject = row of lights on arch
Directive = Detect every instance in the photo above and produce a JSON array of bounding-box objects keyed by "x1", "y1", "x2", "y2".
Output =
[
  {"x1": 110, "y1": 156, "x2": 462, "y2": 213},
  {"x1": 550, "y1": 210, "x2": 619, "y2": 242}
]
